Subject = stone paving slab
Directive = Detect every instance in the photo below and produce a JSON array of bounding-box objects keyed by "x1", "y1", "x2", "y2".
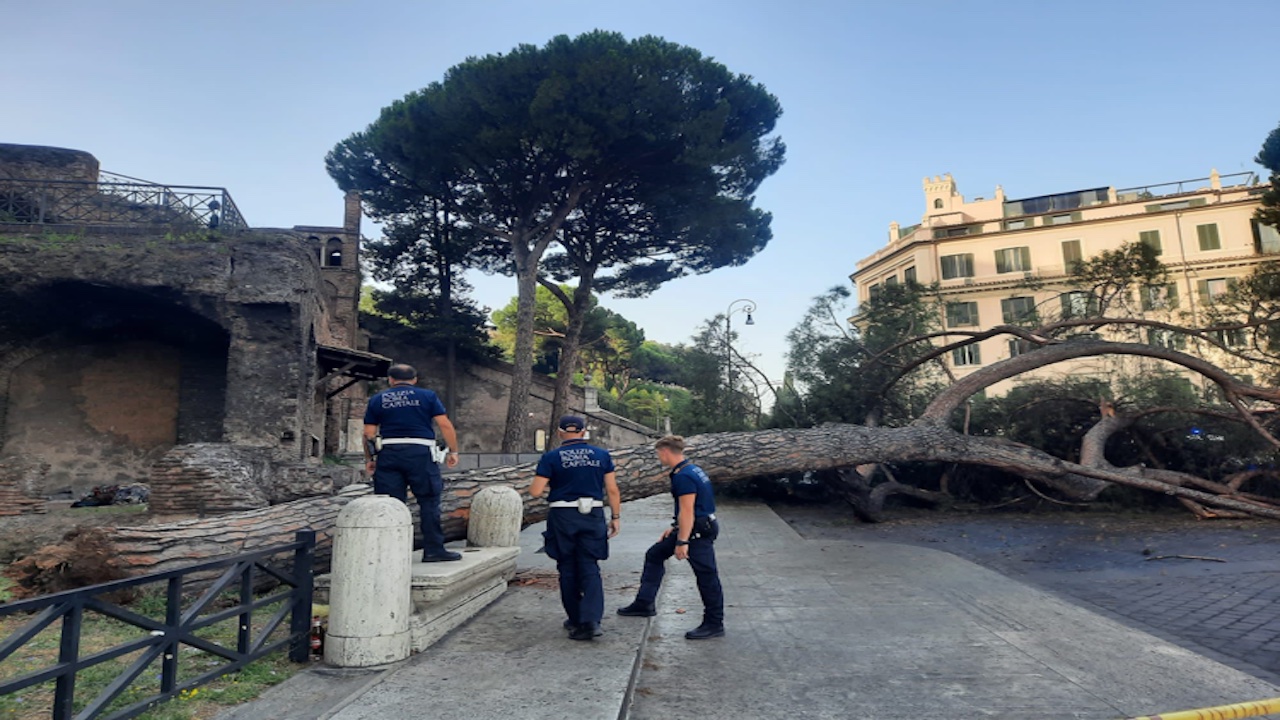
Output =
[
  {"x1": 221, "y1": 499, "x2": 1280, "y2": 720},
  {"x1": 630, "y1": 502, "x2": 1280, "y2": 720}
]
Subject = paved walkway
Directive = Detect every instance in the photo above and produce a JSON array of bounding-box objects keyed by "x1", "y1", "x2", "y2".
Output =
[{"x1": 221, "y1": 498, "x2": 1280, "y2": 720}]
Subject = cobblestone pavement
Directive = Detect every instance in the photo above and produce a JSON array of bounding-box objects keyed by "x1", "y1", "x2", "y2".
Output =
[{"x1": 771, "y1": 502, "x2": 1280, "y2": 686}]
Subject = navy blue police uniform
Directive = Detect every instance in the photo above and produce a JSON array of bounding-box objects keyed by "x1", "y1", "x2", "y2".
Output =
[
  {"x1": 635, "y1": 459, "x2": 724, "y2": 629},
  {"x1": 536, "y1": 438, "x2": 615, "y2": 630},
  {"x1": 364, "y1": 385, "x2": 451, "y2": 557}
]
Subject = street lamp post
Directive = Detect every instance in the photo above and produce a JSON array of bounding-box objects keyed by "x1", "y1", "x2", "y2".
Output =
[{"x1": 724, "y1": 298, "x2": 757, "y2": 389}]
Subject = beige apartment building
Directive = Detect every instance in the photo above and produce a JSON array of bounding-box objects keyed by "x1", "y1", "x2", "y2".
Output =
[{"x1": 851, "y1": 170, "x2": 1279, "y2": 394}]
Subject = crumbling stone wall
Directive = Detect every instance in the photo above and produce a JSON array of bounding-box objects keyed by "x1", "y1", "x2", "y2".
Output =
[
  {"x1": 0, "y1": 457, "x2": 48, "y2": 516},
  {"x1": 0, "y1": 230, "x2": 329, "y2": 499},
  {"x1": 0, "y1": 144, "x2": 98, "y2": 183},
  {"x1": 149, "y1": 443, "x2": 361, "y2": 517}
]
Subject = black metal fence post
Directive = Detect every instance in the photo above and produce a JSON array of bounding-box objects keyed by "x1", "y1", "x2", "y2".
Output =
[
  {"x1": 160, "y1": 576, "x2": 181, "y2": 695},
  {"x1": 52, "y1": 597, "x2": 83, "y2": 719},
  {"x1": 289, "y1": 530, "x2": 316, "y2": 663},
  {"x1": 238, "y1": 562, "x2": 254, "y2": 655}
]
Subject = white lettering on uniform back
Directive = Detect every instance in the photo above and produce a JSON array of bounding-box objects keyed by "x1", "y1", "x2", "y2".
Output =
[
  {"x1": 382, "y1": 390, "x2": 421, "y2": 410},
  {"x1": 559, "y1": 447, "x2": 601, "y2": 469}
]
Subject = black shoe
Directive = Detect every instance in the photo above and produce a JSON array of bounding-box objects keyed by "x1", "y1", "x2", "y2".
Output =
[
  {"x1": 563, "y1": 618, "x2": 577, "y2": 631},
  {"x1": 422, "y1": 551, "x2": 463, "y2": 562},
  {"x1": 568, "y1": 623, "x2": 596, "y2": 641},
  {"x1": 684, "y1": 624, "x2": 725, "y2": 640},
  {"x1": 616, "y1": 601, "x2": 656, "y2": 617}
]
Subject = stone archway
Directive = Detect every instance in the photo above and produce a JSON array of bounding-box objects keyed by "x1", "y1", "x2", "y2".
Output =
[{"x1": 0, "y1": 282, "x2": 231, "y2": 497}]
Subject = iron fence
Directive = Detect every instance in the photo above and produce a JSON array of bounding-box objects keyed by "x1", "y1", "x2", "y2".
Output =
[
  {"x1": 0, "y1": 171, "x2": 247, "y2": 232},
  {"x1": 0, "y1": 530, "x2": 314, "y2": 720}
]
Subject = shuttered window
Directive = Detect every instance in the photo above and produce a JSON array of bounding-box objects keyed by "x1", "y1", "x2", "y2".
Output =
[
  {"x1": 994, "y1": 247, "x2": 1031, "y2": 274},
  {"x1": 1001, "y1": 296, "x2": 1037, "y2": 324},
  {"x1": 946, "y1": 301, "x2": 979, "y2": 327},
  {"x1": 1197, "y1": 223, "x2": 1221, "y2": 251},
  {"x1": 940, "y1": 254, "x2": 974, "y2": 279},
  {"x1": 1139, "y1": 230, "x2": 1162, "y2": 256},
  {"x1": 1061, "y1": 240, "x2": 1082, "y2": 269}
]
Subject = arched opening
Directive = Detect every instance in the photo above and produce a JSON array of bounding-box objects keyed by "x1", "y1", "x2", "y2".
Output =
[
  {"x1": 0, "y1": 282, "x2": 230, "y2": 497},
  {"x1": 934, "y1": 198, "x2": 944, "y2": 209},
  {"x1": 308, "y1": 236, "x2": 322, "y2": 264},
  {"x1": 325, "y1": 237, "x2": 344, "y2": 268}
]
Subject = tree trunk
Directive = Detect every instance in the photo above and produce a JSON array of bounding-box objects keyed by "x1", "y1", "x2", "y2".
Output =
[
  {"x1": 548, "y1": 275, "x2": 595, "y2": 438},
  {"x1": 501, "y1": 248, "x2": 539, "y2": 452},
  {"x1": 10, "y1": 423, "x2": 1280, "y2": 595}
]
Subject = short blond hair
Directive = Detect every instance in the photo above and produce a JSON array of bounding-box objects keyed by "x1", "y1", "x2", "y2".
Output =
[{"x1": 654, "y1": 435, "x2": 685, "y2": 453}]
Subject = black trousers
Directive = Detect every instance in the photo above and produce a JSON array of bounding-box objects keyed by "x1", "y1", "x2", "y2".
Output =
[
  {"x1": 636, "y1": 518, "x2": 724, "y2": 626},
  {"x1": 372, "y1": 445, "x2": 446, "y2": 556},
  {"x1": 544, "y1": 507, "x2": 609, "y2": 625}
]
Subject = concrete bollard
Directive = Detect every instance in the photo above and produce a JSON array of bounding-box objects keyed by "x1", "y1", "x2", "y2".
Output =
[
  {"x1": 466, "y1": 485, "x2": 523, "y2": 548},
  {"x1": 325, "y1": 496, "x2": 413, "y2": 667}
]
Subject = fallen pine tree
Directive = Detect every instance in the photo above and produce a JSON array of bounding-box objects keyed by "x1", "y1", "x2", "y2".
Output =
[{"x1": 7, "y1": 411, "x2": 1279, "y2": 597}]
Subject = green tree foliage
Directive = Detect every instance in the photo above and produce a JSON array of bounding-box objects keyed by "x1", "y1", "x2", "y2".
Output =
[
  {"x1": 1066, "y1": 240, "x2": 1167, "y2": 320},
  {"x1": 1256, "y1": 121, "x2": 1280, "y2": 231},
  {"x1": 489, "y1": 285, "x2": 641, "y2": 377},
  {"x1": 786, "y1": 283, "x2": 944, "y2": 427},
  {"x1": 660, "y1": 319, "x2": 757, "y2": 433},
  {"x1": 360, "y1": 206, "x2": 499, "y2": 362},
  {"x1": 969, "y1": 378, "x2": 1112, "y2": 463},
  {"x1": 327, "y1": 30, "x2": 784, "y2": 451}
]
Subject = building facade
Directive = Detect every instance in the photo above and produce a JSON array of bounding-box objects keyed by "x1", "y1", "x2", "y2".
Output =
[{"x1": 851, "y1": 170, "x2": 1278, "y2": 394}]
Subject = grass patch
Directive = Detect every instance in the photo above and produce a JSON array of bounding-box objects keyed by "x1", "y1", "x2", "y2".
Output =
[
  {"x1": 0, "y1": 571, "x2": 13, "y2": 604},
  {"x1": 0, "y1": 587, "x2": 306, "y2": 720}
]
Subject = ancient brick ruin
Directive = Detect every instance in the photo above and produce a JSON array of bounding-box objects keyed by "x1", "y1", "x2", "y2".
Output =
[{"x1": 0, "y1": 143, "x2": 380, "y2": 516}]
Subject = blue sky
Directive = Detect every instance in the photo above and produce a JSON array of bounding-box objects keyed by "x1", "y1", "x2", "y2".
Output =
[{"x1": 5, "y1": 0, "x2": 1278, "y2": 387}]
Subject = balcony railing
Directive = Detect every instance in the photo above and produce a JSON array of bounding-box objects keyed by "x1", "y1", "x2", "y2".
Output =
[
  {"x1": 0, "y1": 171, "x2": 247, "y2": 232},
  {"x1": 1116, "y1": 172, "x2": 1257, "y2": 203}
]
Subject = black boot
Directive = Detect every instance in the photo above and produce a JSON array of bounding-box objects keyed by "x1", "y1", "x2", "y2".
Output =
[
  {"x1": 616, "y1": 600, "x2": 656, "y2": 617},
  {"x1": 684, "y1": 623, "x2": 725, "y2": 640},
  {"x1": 568, "y1": 623, "x2": 597, "y2": 641},
  {"x1": 422, "y1": 550, "x2": 463, "y2": 562}
]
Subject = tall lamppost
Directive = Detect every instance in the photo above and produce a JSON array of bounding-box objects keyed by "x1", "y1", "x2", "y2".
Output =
[{"x1": 724, "y1": 298, "x2": 756, "y2": 388}]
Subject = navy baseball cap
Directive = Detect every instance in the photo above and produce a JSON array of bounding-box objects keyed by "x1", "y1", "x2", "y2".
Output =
[{"x1": 558, "y1": 415, "x2": 586, "y2": 432}]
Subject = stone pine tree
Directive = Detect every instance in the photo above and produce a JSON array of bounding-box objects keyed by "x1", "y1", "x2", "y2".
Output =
[
  {"x1": 1256, "y1": 120, "x2": 1280, "y2": 231},
  {"x1": 326, "y1": 30, "x2": 784, "y2": 451},
  {"x1": 539, "y1": 179, "x2": 773, "y2": 437}
]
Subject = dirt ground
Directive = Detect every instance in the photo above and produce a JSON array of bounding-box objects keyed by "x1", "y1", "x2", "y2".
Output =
[
  {"x1": 771, "y1": 500, "x2": 1280, "y2": 684},
  {"x1": 0, "y1": 502, "x2": 150, "y2": 564}
]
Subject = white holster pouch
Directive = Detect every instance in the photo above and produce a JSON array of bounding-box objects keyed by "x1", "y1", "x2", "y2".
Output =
[{"x1": 429, "y1": 445, "x2": 448, "y2": 464}]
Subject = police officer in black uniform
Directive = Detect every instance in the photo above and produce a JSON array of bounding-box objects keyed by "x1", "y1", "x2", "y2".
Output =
[
  {"x1": 363, "y1": 363, "x2": 462, "y2": 562},
  {"x1": 617, "y1": 435, "x2": 725, "y2": 639},
  {"x1": 529, "y1": 415, "x2": 622, "y2": 641}
]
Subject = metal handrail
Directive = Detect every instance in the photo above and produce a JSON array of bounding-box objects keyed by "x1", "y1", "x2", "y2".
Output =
[
  {"x1": 0, "y1": 530, "x2": 314, "y2": 720},
  {"x1": 1116, "y1": 171, "x2": 1258, "y2": 200},
  {"x1": 0, "y1": 174, "x2": 247, "y2": 231}
]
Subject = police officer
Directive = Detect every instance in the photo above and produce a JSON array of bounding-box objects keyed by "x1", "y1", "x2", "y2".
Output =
[
  {"x1": 363, "y1": 363, "x2": 462, "y2": 562},
  {"x1": 529, "y1": 415, "x2": 622, "y2": 641},
  {"x1": 617, "y1": 435, "x2": 724, "y2": 639}
]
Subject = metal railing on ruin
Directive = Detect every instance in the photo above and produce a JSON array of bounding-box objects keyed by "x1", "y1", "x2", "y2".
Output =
[
  {"x1": 0, "y1": 530, "x2": 314, "y2": 719},
  {"x1": 0, "y1": 170, "x2": 247, "y2": 232}
]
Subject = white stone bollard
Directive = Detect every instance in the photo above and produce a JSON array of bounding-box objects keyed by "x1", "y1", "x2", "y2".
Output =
[
  {"x1": 325, "y1": 496, "x2": 413, "y2": 667},
  {"x1": 466, "y1": 485, "x2": 524, "y2": 548}
]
